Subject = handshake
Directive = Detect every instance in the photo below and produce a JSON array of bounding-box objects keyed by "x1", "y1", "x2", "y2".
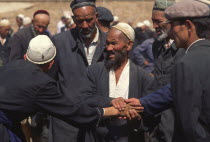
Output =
[{"x1": 103, "y1": 97, "x2": 144, "y2": 120}]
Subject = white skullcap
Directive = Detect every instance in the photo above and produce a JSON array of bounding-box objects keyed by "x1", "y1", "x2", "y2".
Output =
[
  {"x1": 26, "y1": 35, "x2": 56, "y2": 64},
  {"x1": 136, "y1": 22, "x2": 145, "y2": 28},
  {"x1": 0, "y1": 19, "x2": 11, "y2": 27},
  {"x1": 23, "y1": 17, "x2": 32, "y2": 26},
  {"x1": 143, "y1": 20, "x2": 151, "y2": 27},
  {"x1": 112, "y1": 22, "x2": 135, "y2": 42},
  {"x1": 113, "y1": 16, "x2": 119, "y2": 22},
  {"x1": 17, "y1": 14, "x2": 25, "y2": 19}
]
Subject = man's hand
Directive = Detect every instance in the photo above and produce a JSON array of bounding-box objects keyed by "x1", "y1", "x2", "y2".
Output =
[
  {"x1": 125, "y1": 98, "x2": 144, "y2": 112},
  {"x1": 111, "y1": 97, "x2": 126, "y2": 111}
]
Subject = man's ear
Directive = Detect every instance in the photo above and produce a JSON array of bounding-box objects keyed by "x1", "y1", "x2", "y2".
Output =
[
  {"x1": 24, "y1": 54, "x2": 27, "y2": 60},
  {"x1": 126, "y1": 40, "x2": 133, "y2": 51},
  {"x1": 185, "y1": 20, "x2": 194, "y2": 34},
  {"x1": 48, "y1": 60, "x2": 54, "y2": 69}
]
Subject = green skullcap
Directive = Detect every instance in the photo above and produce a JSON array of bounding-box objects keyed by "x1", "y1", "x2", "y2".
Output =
[{"x1": 153, "y1": 0, "x2": 175, "y2": 11}]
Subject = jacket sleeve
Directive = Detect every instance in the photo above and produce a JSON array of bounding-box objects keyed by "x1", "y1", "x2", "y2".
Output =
[
  {"x1": 140, "y1": 84, "x2": 173, "y2": 116},
  {"x1": 9, "y1": 33, "x2": 23, "y2": 61},
  {"x1": 35, "y1": 80, "x2": 104, "y2": 128}
]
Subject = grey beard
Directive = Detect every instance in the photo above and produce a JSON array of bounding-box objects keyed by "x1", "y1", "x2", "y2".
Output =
[{"x1": 157, "y1": 32, "x2": 168, "y2": 41}]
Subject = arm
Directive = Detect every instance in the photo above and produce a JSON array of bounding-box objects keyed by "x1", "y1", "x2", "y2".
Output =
[
  {"x1": 9, "y1": 33, "x2": 23, "y2": 61},
  {"x1": 125, "y1": 84, "x2": 173, "y2": 116}
]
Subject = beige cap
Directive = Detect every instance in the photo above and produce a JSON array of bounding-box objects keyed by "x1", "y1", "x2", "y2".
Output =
[
  {"x1": 26, "y1": 35, "x2": 56, "y2": 64},
  {"x1": 0, "y1": 19, "x2": 11, "y2": 27},
  {"x1": 23, "y1": 17, "x2": 32, "y2": 26},
  {"x1": 17, "y1": 14, "x2": 24, "y2": 19},
  {"x1": 136, "y1": 22, "x2": 144, "y2": 28},
  {"x1": 143, "y1": 20, "x2": 151, "y2": 27},
  {"x1": 112, "y1": 22, "x2": 135, "y2": 42},
  {"x1": 165, "y1": 0, "x2": 210, "y2": 20}
]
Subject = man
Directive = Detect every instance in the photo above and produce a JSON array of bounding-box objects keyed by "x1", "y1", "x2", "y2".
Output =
[
  {"x1": 9, "y1": 10, "x2": 51, "y2": 61},
  {"x1": 125, "y1": 1, "x2": 210, "y2": 141},
  {"x1": 0, "y1": 35, "x2": 128, "y2": 142},
  {"x1": 50, "y1": 0, "x2": 108, "y2": 142},
  {"x1": 147, "y1": 0, "x2": 186, "y2": 142},
  {"x1": 96, "y1": 7, "x2": 114, "y2": 33},
  {"x1": 0, "y1": 19, "x2": 11, "y2": 65},
  {"x1": 86, "y1": 22, "x2": 153, "y2": 142},
  {"x1": 16, "y1": 14, "x2": 24, "y2": 30}
]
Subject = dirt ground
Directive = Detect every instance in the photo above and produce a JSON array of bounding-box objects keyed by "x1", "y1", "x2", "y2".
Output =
[{"x1": 0, "y1": 1, "x2": 154, "y2": 35}]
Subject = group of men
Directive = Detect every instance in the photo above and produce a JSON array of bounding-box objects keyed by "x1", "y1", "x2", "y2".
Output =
[{"x1": 1, "y1": 0, "x2": 210, "y2": 142}]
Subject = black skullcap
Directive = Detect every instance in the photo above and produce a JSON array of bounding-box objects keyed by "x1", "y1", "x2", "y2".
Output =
[
  {"x1": 96, "y1": 7, "x2": 114, "y2": 22},
  {"x1": 70, "y1": 0, "x2": 96, "y2": 11}
]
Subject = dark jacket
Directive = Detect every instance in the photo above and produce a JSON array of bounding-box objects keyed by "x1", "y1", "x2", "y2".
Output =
[
  {"x1": 85, "y1": 61, "x2": 153, "y2": 142},
  {"x1": 50, "y1": 28, "x2": 108, "y2": 142},
  {"x1": 0, "y1": 60, "x2": 106, "y2": 142},
  {"x1": 172, "y1": 40, "x2": 210, "y2": 142},
  {"x1": 149, "y1": 39, "x2": 185, "y2": 142},
  {"x1": 9, "y1": 25, "x2": 50, "y2": 61},
  {"x1": 0, "y1": 35, "x2": 11, "y2": 65}
]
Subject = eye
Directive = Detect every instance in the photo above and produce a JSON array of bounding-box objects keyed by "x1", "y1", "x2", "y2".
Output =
[{"x1": 86, "y1": 18, "x2": 93, "y2": 23}]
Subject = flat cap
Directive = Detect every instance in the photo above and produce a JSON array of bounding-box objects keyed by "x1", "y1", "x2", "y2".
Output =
[
  {"x1": 96, "y1": 7, "x2": 114, "y2": 22},
  {"x1": 112, "y1": 22, "x2": 135, "y2": 42},
  {"x1": 153, "y1": 0, "x2": 175, "y2": 11},
  {"x1": 26, "y1": 35, "x2": 56, "y2": 64},
  {"x1": 165, "y1": 1, "x2": 210, "y2": 20},
  {"x1": 197, "y1": 0, "x2": 210, "y2": 5},
  {"x1": 70, "y1": 0, "x2": 96, "y2": 11}
]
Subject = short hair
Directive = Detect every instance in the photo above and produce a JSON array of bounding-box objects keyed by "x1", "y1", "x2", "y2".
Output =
[{"x1": 33, "y1": 10, "x2": 50, "y2": 18}]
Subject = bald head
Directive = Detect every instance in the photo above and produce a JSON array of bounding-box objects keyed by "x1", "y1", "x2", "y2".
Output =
[{"x1": 33, "y1": 13, "x2": 50, "y2": 35}]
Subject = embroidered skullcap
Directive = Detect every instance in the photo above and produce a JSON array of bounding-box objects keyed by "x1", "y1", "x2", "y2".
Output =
[
  {"x1": 17, "y1": 14, "x2": 24, "y2": 19},
  {"x1": 23, "y1": 17, "x2": 32, "y2": 26},
  {"x1": 153, "y1": 0, "x2": 175, "y2": 11},
  {"x1": 96, "y1": 7, "x2": 114, "y2": 22},
  {"x1": 70, "y1": 0, "x2": 96, "y2": 11},
  {"x1": 0, "y1": 19, "x2": 11, "y2": 27},
  {"x1": 26, "y1": 35, "x2": 56, "y2": 64},
  {"x1": 112, "y1": 22, "x2": 135, "y2": 41},
  {"x1": 165, "y1": 0, "x2": 210, "y2": 20}
]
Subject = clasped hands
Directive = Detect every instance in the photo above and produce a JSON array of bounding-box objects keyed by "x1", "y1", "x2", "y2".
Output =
[{"x1": 103, "y1": 97, "x2": 143, "y2": 120}]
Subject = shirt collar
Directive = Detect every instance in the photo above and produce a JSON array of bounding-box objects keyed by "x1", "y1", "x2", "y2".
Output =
[{"x1": 185, "y1": 39, "x2": 205, "y2": 54}]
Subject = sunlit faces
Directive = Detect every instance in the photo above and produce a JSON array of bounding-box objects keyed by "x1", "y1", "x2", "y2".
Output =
[
  {"x1": 33, "y1": 14, "x2": 50, "y2": 35},
  {"x1": 105, "y1": 28, "x2": 132, "y2": 70},
  {"x1": 152, "y1": 10, "x2": 171, "y2": 41},
  {"x1": 73, "y1": 6, "x2": 97, "y2": 39},
  {"x1": 0, "y1": 26, "x2": 11, "y2": 38}
]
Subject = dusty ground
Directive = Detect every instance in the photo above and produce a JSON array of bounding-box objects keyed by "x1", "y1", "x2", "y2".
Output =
[{"x1": 0, "y1": 1, "x2": 154, "y2": 35}]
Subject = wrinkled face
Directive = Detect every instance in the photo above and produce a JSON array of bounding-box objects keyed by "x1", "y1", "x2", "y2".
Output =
[
  {"x1": 0, "y1": 26, "x2": 11, "y2": 38},
  {"x1": 16, "y1": 17, "x2": 23, "y2": 27},
  {"x1": 105, "y1": 28, "x2": 132, "y2": 70},
  {"x1": 33, "y1": 14, "x2": 50, "y2": 35},
  {"x1": 170, "y1": 20, "x2": 188, "y2": 49},
  {"x1": 73, "y1": 6, "x2": 97, "y2": 39},
  {"x1": 152, "y1": 10, "x2": 171, "y2": 40}
]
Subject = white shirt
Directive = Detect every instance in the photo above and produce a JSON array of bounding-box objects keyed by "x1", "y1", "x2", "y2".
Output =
[
  {"x1": 0, "y1": 35, "x2": 6, "y2": 45},
  {"x1": 83, "y1": 27, "x2": 99, "y2": 65},
  {"x1": 57, "y1": 20, "x2": 65, "y2": 34},
  {"x1": 185, "y1": 39, "x2": 205, "y2": 54},
  {"x1": 109, "y1": 60, "x2": 130, "y2": 99}
]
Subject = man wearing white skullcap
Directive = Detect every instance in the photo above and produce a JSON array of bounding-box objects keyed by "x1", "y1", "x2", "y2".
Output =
[
  {"x1": 86, "y1": 22, "x2": 153, "y2": 142},
  {"x1": 0, "y1": 19, "x2": 11, "y2": 65},
  {"x1": 16, "y1": 14, "x2": 25, "y2": 30},
  {"x1": 0, "y1": 35, "x2": 130, "y2": 142}
]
